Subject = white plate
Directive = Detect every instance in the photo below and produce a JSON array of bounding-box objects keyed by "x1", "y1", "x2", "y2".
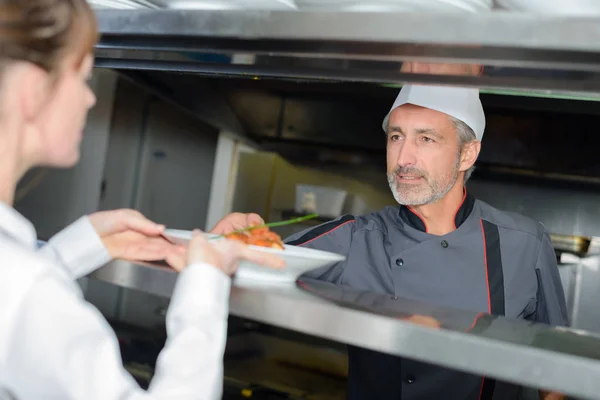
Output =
[{"x1": 163, "y1": 229, "x2": 346, "y2": 283}]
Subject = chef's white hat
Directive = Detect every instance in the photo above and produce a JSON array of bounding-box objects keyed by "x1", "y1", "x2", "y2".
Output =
[{"x1": 382, "y1": 84, "x2": 486, "y2": 141}]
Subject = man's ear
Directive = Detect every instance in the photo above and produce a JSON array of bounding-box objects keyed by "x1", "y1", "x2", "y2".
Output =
[{"x1": 459, "y1": 140, "x2": 481, "y2": 172}]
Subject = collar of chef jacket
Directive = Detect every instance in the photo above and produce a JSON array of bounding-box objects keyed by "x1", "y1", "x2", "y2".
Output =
[
  {"x1": 0, "y1": 201, "x2": 37, "y2": 249},
  {"x1": 398, "y1": 188, "x2": 475, "y2": 233}
]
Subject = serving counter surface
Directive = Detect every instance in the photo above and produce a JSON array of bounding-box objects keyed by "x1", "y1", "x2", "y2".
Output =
[{"x1": 90, "y1": 260, "x2": 600, "y2": 399}]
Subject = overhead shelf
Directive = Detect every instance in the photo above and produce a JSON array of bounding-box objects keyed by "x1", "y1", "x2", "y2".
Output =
[
  {"x1": 94, "y1": 9, "x2": 600, "y2": 94},
  {"x1": 95, "y1": 9, "x2": 600, "y2": 52}
]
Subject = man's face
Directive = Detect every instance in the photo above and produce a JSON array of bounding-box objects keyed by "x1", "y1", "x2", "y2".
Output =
[{"x1": 386, "y1": 104, "x2": 463, "y2": 206}]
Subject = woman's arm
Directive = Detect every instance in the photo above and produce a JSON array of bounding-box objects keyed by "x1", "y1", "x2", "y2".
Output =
[{"x1": 5, "y1": 261, "x2": 230, "y2": 400}]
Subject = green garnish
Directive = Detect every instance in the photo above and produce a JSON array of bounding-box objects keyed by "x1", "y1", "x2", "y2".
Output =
[{"x1": 214, "y1": 213, "x2": 319, "y2": 238}]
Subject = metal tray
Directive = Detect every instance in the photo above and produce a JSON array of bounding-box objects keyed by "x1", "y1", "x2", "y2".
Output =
[{"x1": 550, "y1": 233, "x2": 591, "y2": 255}]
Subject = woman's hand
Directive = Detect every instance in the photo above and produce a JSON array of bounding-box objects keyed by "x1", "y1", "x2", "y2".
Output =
[{"x1": 88, "y1": 209, "x2": 185, "y2": 265}]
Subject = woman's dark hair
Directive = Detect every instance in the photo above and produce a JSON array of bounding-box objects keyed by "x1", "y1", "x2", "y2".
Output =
[{"x1": 0, "y1": 0, "x2": 98, "y2": 73}]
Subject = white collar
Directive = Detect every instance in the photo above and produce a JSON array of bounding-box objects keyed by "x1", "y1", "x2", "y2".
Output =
[{"x1": 0, "y1": 202, "x2": 37, "y2": 249}]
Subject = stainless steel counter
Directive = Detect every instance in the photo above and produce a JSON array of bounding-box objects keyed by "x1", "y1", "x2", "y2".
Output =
[{"x1": 89, "y1": 260, "x2": 600, "y2": 399}]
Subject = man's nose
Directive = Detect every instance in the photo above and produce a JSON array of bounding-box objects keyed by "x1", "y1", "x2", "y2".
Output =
[{"x1": 396, "y1": 140, "x2": 417, "y2": 168}]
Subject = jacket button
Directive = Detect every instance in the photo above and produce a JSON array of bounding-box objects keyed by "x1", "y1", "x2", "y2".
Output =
[
  {"x1": 395, "y1": 258, "x2": 404, "y2": 266},
  {"x1": 441, "y1": 240, "x2": 449, "y2": 248},
  {"x1": 406, "y1": 375, "x2": 416, "y2": 384}
]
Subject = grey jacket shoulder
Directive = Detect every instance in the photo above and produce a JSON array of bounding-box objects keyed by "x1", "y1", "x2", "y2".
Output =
[
  {"x1": 284, "y1": 207, "x2": 398, "y2": 247},
  {"x1": 475, "y1": 199, "x2": 546, "y2": 239},
  {"x1": 353, "y1": 206, "x2": 400, "y2": 234},
  {"x1": 284, "y1": 214, "x2": 356, "y2": 246}
]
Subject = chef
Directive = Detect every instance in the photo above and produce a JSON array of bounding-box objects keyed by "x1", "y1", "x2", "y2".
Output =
[{"x1": 285, "y1": 84, "x2": 568, "y2": 400}]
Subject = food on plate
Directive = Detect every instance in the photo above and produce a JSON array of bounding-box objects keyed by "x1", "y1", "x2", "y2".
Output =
[
  {"x1": 403, "y1": 315, "x2": 441, "y2": 329},
  {"x1": 225, "y1": 226, "x2": 285, "y2": 250},
  {"x1": 219, "y1": 213, "x2": 319, "y2": 250}
]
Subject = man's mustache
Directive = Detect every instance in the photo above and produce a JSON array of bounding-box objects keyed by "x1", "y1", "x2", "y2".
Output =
[{"x1": 391, "y1": 166, "x2": 427, "y2": 179}]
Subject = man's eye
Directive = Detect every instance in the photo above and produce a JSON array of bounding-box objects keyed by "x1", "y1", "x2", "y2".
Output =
[
  {"x1": 421, "y1": 136, "x2": 435, "y2": 143},
  {"x1": 389, "y1": 135, "x2": 401, "y2": 142}
]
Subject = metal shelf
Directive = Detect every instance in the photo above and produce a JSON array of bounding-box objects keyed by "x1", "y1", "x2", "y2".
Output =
[
  {"x1": 90, "y1": 260, "x2": 600, "y2": 399},
  {"x1": 94, "y1": 10, "x2": 600, "y2": 94},
  {"x1": 95, "y1": 10, "x2": 600, "y2": 53}
]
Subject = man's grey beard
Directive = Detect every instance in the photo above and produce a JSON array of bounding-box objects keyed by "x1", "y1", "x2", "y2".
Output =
[{"x1": 387, "y1": 157, "x2": 460, "y2": 206}]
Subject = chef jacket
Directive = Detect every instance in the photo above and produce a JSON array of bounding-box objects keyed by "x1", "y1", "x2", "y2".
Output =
[
  {"x1": 286, "y1": 191, "x2": 569, "y2": 400},
  {"x1": 0, "y1": 201, "x2": 230, "y2": 400}
]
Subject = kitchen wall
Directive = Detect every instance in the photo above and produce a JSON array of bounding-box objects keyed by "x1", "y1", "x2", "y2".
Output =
[
  {"x1": 205, "y1": 132, "x2": 259, "y2": 230},
  {"x1": 467, "y1": 178, "x2": 600, "y2": 238},
  {"x1": 231, "y1": 151, "x2": 396, "y2": 238},
  {"x1": 99, "y1": 78, "x2": 219, "y2": 230}
]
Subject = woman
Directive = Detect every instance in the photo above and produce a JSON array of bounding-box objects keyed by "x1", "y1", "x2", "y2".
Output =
[{"x1": 0, "y1": 1, "x2": 283, "y2": 399}]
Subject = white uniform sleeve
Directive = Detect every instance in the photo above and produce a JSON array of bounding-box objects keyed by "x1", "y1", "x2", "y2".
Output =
[
  {"x1": 4, "y1": 262, "x2": 230, "y2": 400},
  {"x1": 37, "y1": 216, "x2": 111, "y2": 279}
]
